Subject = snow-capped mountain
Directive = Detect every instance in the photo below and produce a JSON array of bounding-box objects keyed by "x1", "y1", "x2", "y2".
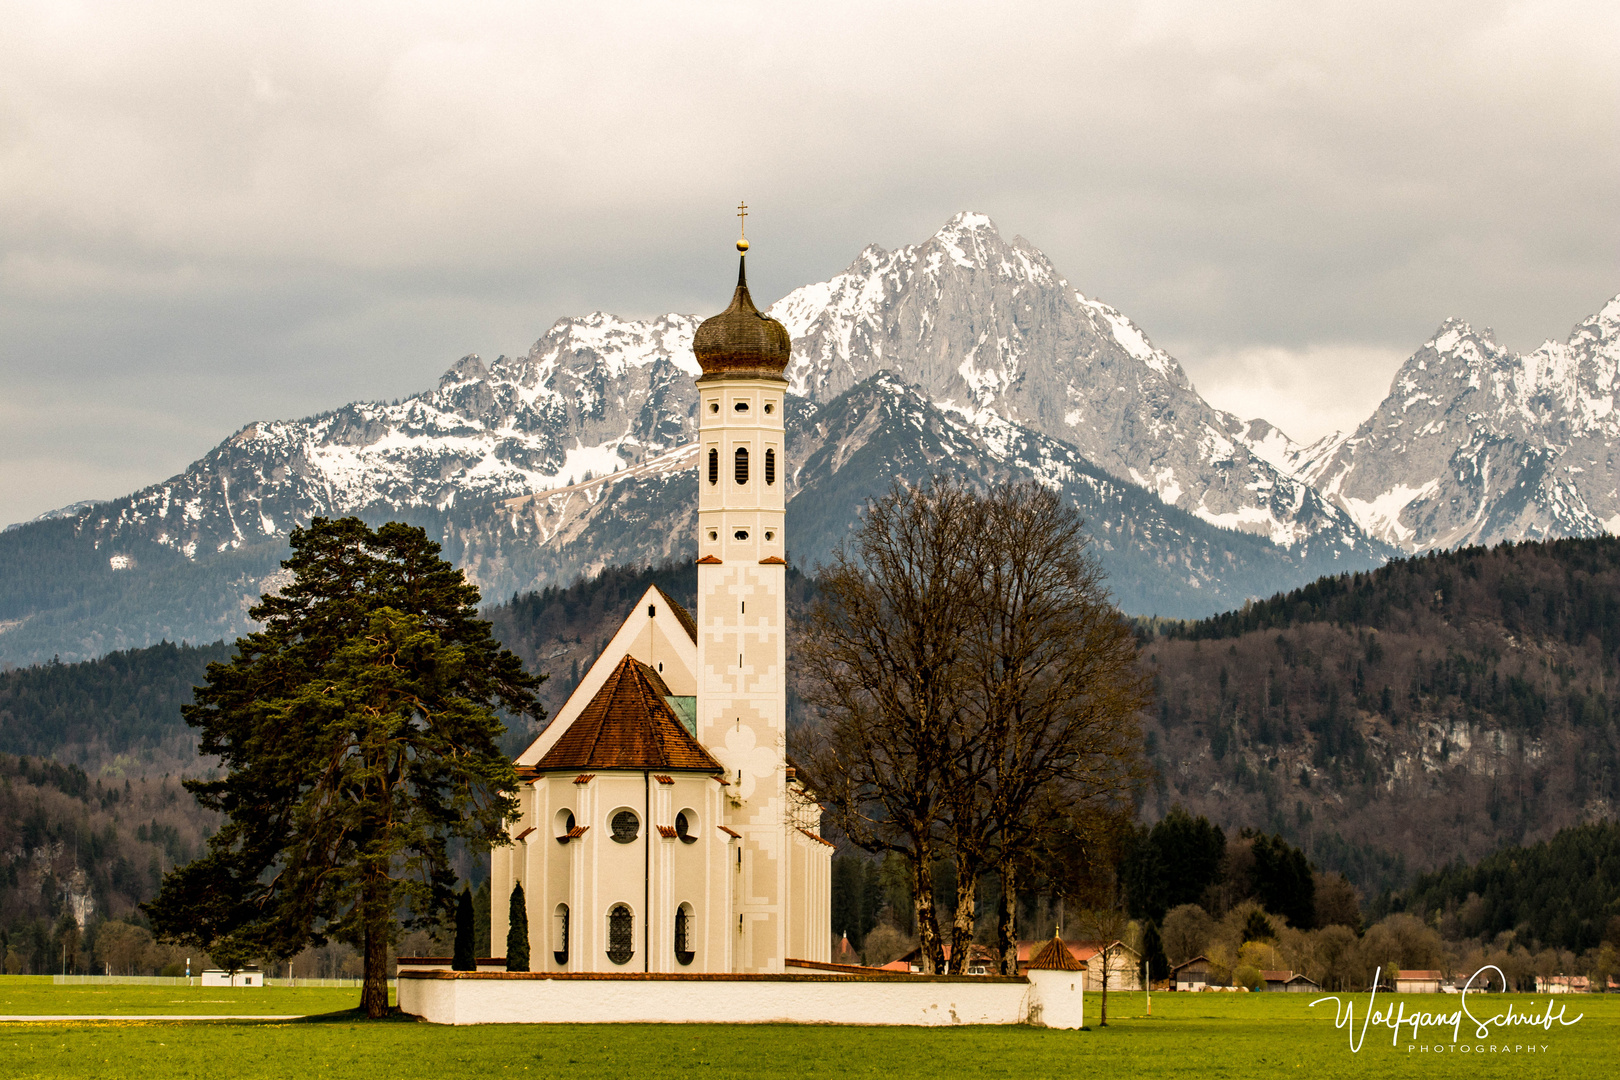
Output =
[
  {"x1": 773, "y1": 212, "x2": 1369, "y2": 553},
  {"x1": 51, "y1": 212, "x2": 1370, "y2": 568},
  {"x1": 466, "y1": 372, "x2": 1373, "y2": 619},
  {"x1": 1295, "y1": 296, "x2": 1620, "y2": 551},
  {"x1": 81, "y1": 313, "x2": 702, "y2": 559}
]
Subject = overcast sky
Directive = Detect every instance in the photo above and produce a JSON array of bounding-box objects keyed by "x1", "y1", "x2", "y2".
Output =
[{"x1": 2, "y1": 0, "x2": 1616, "y2": 526}]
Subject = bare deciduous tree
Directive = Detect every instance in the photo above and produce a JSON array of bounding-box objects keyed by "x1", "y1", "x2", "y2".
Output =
[
  {"x1": 797, "y1": 480, "x2": 1150, "y2": 976},
  {"x1": 797, "y1": 480, "x2": 982, "y2": 974}
]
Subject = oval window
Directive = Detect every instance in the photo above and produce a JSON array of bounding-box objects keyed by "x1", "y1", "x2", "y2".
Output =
[
  {"x1": 709, "y1": 402, "x2": 719, "y2": 413},
  {"x1": 764, "y1": 403, "x2": 774, "y2": 414},
  {"x1": 734, "y1": 400, "x2": 750, "y2": 412},
  {"x1": 734, "y1": 530, "x2": 749, "y2": 541},
  {"x1": 610, "y1": 810, "x2": 640, "y2": 843},
  {"x1": 734, "y1": 447, "x2": 749, "y2": 484},
  {"x1": 607, "y1": 905, "x2": 634, "y2": 965}
]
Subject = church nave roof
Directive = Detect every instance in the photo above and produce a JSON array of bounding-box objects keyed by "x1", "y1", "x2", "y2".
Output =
[{"x1": 536, "y1": 654, "x2": 723, "y2": 774}]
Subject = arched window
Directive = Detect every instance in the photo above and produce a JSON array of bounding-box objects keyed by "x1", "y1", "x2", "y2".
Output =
[
  {"x1": 675, "y1": 809, "x2": 697, "y2": 844},
  {"x1": 765, "y1": 448, "x2": 776, "y2": 486},
  {"x1": 553, "y1": 904, "x2": 569, "y2": 966},
  {"x1": 554, "y1": 809, "x2": 576, "y2": 844},
  {"x1": 707, "y1": 448, "x2": 718, "y2": 485},
  {"x1": 607, "y1": 905, "x2": 634, "y2": 965},
  {"x1": 735, "y1": 447, "x2": 749, "y2": 485},
  {"x1": 610, "y1": 810, "x2": 640, "y2": 843},
  {"x1": 675, "y1": 903, "x2": 695, "y2": 966}
]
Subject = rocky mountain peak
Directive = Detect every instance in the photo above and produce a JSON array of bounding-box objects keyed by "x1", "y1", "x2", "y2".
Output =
[{"x1": 439, "y1": 354, "x2": 491, "y2": 389}]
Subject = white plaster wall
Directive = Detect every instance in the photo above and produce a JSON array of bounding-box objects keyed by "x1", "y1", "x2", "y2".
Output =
[
  {"x1": 400, "y1": 973, "x2": 1049, "y2": 1027},
  {"x1": 697, "y1": 375, "x2": 790, "y2": 974},
  {"x1": 1027, "y1": 970, "x2": 1085, "y2": 1029}
]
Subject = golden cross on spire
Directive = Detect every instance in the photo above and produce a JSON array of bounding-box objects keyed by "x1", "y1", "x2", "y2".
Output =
[{"x1": 736, "y1": 201, "x2": 749, "y2": 253}]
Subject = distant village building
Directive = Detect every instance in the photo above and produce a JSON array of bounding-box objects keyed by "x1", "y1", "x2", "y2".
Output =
[
  {"x1": 1394, "y1": 969, "x2": 1443, "y2": 993},
  {"x1": 487, "y1": 236, "x2": 833, "y2": 974},
  {"x1": 1172, "y1": 956, "x2": 1214, "y2": 991},
  {"x1": 1535, "y1": 974, "x2": 1589, "y2": 994},
  {"x1": 200, "y1": 967, "x2": 262, "y2": 987},
  {"x1": 1259, "y1": 970, "x2": 1321, "y2": 992}
]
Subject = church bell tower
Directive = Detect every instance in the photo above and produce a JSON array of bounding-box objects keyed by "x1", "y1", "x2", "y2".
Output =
[{"x1": 692, "y1": 207, "x2": 792, "y2": 972}]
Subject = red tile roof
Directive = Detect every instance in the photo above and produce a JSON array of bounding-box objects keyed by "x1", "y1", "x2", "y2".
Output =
[
  {"x1": 1397, "y1": 970, "x2": 1443, "y2": 980},
  {"x1": 759, "y1": 556, "x2": 786, "y2": 565},
  {"x1": 656, "y1": 825, "x2": 678, "y2": 839},
  {"x1": 696, "y1": 555, "x2": 722, "y2": 565},
  {"x1": 513, "y1": 827, "x2": 535, "y2": 842},
  {"x1": 538, "y1": 656, "x2": 724, "y2": 774},
  {"x1": 573, "y1": 774, "x2": 595, "y2": 784},
  {"x1": 651, "y1": 586, "x2": 698, "y2": 643},
  {"x1": 1026, "y1": 935, "x2": 1086, "y2": 971},
  {"x1": 563, "y1": 825, "x2": 589, "y2": 840},
  {"x1": 653, "y1": 774, "x2": 675, "y2": 785},
  {"x1": 718, "y1": 825, "x2": 741, "y2": 838},
  {"x1": 798, "y1": 827, "x2": 835, "y2": 848}
]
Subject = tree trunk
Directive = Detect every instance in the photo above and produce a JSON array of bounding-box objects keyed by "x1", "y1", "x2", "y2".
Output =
[
  {"x1": 911, "y1": 845, "x2": 944, "y2": 974},
  {"x1": 361, "y1": 879, "x2": 390, "y2": 1018},
  {"x1": 996, "y1": 859, "x2": 1018, "y2": 976},
  {"x1": 1098, "y1": 945, "x2": 1109, "y2": 1026},
  {"x1": 948, "y1": 855, "x2": 977, "y2": 974}
]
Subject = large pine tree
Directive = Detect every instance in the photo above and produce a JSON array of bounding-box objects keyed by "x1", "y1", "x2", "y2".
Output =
[{"x1": 145, "y1": 517, "x2": 543, "y2": 1017}]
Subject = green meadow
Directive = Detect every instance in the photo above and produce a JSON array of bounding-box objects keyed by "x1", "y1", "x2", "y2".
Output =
[{"x1": 0, "y1": 981, "x2": 1611, "y2": 1079}]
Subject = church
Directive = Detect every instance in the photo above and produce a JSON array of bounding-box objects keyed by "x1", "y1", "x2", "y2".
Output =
[{"x1": 489, "y1": 225, "x2": 834, "y2": 974}]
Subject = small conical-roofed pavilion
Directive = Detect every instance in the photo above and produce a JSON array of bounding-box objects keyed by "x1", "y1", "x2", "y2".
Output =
[{"x1": 1026, "y1": 932, "x2": 1085, "y2": 971}]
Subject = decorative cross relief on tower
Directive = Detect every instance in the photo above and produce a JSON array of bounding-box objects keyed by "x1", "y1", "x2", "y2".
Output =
[{"x1": 690, "y1": 215, "x2": 791, "y2": 972}]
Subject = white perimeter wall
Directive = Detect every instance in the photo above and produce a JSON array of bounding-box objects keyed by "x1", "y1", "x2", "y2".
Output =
[{"x1": 399, "y1": 972, "x2": 1082, "y2": 1028}]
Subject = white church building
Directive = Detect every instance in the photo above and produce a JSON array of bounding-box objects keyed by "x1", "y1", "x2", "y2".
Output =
[{"x1": 489, "y1": 238, "x2": 834, "y2": 974}]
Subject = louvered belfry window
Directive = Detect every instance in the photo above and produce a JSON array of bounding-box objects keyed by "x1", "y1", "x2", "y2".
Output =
[
  {"x1": 708, "y1": 448, "x2": 718, "y2": 485},
  {"x1": 607, "y1": 905, "x2": 633, "y2": 965},
  {"x1": 735, "y1": 446, "x2": 749, "y2": 484},
  {"x1": 765, "y1": 448, "x2": 776, "y2": 486}
]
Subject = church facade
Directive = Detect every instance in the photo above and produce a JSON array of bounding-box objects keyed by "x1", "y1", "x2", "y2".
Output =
[{"x1": 490, "y1": 237, "x2": 833, "y2": 974}]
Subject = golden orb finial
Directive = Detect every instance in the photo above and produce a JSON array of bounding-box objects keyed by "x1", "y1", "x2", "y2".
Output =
[{"x1": 736, "y1": 200, "x2": 749, "y2": 253}]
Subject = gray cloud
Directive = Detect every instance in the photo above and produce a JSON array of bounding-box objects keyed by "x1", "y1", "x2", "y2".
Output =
[{"x1": 2, "y1": 0, "x2": 1616, "y2": 522}]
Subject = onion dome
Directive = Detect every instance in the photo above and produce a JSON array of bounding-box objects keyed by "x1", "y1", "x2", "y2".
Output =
[{"x1": 693, "y1": 249, "x2": 791, "y2": 379}]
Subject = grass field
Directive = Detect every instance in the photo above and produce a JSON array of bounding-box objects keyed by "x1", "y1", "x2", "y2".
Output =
[{"x1": 0, "y1": 981, "x2": 1610, "y2": 1079}]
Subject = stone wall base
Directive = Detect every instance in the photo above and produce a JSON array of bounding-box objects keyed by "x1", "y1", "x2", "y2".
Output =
[{"x1": 398, "y1": 969, "x2": 1083, "y2": 1028}]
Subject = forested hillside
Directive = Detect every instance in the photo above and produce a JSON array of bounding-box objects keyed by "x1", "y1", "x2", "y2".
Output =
[
  {"x1": 0, "y1": 754, "x2": 213, "y2": 974},
  {"x1": 1384, "y1": 821, "x2": 1620, "y2": 953},
  {"x1": 1142, "y1": 537, "x2": 1620, "y2": 901},
  {"x1": 0, "y1": 641, "x2": 229, "y2": 774}
]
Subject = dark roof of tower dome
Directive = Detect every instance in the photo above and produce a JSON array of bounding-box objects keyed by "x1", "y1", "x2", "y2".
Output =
[
  {"x1": 692, "y1": 256, "x2": 791, "y2": 378},
  {"x1": 537, "y1": 655, "x2": 723, "y2": 773}
]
